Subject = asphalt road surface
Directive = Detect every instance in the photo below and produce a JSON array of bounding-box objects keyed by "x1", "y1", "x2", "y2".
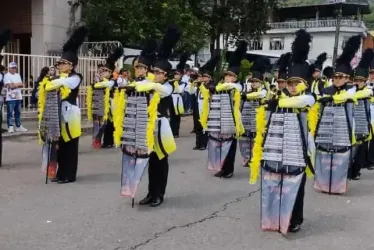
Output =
[{"x1": 1, "y1": 118, "x2": 374, "y2": 250}]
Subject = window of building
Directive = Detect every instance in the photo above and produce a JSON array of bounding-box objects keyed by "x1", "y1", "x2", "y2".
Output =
[
  {"x1": 341, "y1": 36, "x2": 350, "y2": 49},
  {"x1": 248, "y1": 38, "x2": 263, "y2": 50},
  {"x1": 270, "y1": 37, "x2": 284, "y2": 50}
]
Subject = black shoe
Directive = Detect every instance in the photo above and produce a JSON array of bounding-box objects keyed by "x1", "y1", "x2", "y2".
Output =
[
  {"x1": 101, "y1": 144, "x2": 113, "y2": 149},
  {"x1": 199, "y1": 146, "x2": 206, "y2": 150},
  {"x1": 57, "y1": 179, "x2": 75, "y2": 184},
  {"x1": 214, "y1": 171, "x2": 224, "y2": 178},
  {"x1": 174, "y1": 135, "x2": 179, "y2": 138},
  {"x1": 150, "y1": 197, "x2": 163, "y2": 207},
  {"x1": 352, "y1": 175, "x2": 361, "y2": 180},
  {"x1": 139, "y1": 196, "x2": 152, "y2": 205},
  {"x1": 51, "y1": 178, "x2": 59, "y2": 182},
  {"x1": 193, "y1": 146, "x2": 200, "y2": 150},
  {"x1": 190, "y1": 130, "x2": 195, "y2": 133},
  {"x1": 289, "y1": 224, "x2": 301, "y2": 233},
  {"x1": 222, "y1": 172, "x2": 233, "y2": 179},
  {"x1": 368, "y1": 165, "x2": 374, "y2": 170}
]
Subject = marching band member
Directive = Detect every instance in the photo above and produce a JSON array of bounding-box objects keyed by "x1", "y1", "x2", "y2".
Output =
[
  {"x1": 185, "y1": 54, "x2": 219, "y2": 150},
  {"x1": 313, "y1": 35, "x2": 361, "y2": 194},
  {"x1": 200, "y1": 45, "x2": 245, "y2": 178},
  {"x1": 239, "y1": 55, "x2": 268, "y2": 167},
  {"x1": 38, "y1": 26, "x2": 88, "y2": 184},
  {"x1": 322, "y1": 66, "x2": 334, "y2": 87},
  {"x1": 310, "y1": 52, "x2": 327, "y2": 96},
  {"x1": 115, "y1": 25, "x2": 180, "y2": 207},
  {"x1": 274, "y1": 53, "x2": 291, "y2": 94},
  {"x1": 87, "y1": 48, "x2": 123, "y2": 149},
  {"x1": 350, "y1": 49, "x2": 374, "y2": 180},
  {"x1": 170, "y1": 53, "x2": 189, "y2": 138},
  {"x1": 249, "y1": 29, "x2": 315, "y2": 234}
]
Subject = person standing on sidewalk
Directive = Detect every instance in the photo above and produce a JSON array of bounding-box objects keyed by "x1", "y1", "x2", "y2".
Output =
[{"x1": 4, "y1": 62, "x2": 27, "y2": 133}]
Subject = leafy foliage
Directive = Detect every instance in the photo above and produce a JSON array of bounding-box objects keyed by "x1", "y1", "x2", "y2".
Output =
[{"x1": 80, "y1": 0, "x2": 209, "y2": 52}]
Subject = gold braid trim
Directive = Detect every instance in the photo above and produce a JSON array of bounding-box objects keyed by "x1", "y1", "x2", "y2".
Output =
[
  {"x1": 86, "y1": 85, "x2": 93, "y2": 121},
  {"x1": 249, "y1": 105, "x2": 266, "y2": 184},
  {"x1": 37, "y1": 77, "x2": 49, "y2": 144},
  {"x1": 199, "y1": 84, "x2": 210, "y2": 130},
  {"x1": 113, "y1": 89, "x2": 125, "y2": 147},
  {"x1": 146, "y1": 92, "x2": 160, "y2": 151},
  {"x1": 102, "y1": 87, "x2": 110, "y2": 122},
  {"x1": 60, "y1": 85, "x2": 71, "y2": 100},
  {"x1": 307, "y1": 103, "x2": 320, "y2": 137},
  {"x1": 233, "y1": 89, "x2": 245, "y2": 137}
]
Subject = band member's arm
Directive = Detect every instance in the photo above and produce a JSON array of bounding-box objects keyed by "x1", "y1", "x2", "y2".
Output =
[
  {"x1": 279, "y1": 94, "x2": 315, "y2": 108},
  {"x1": 216, "y1": 82, "x2": 242, "y2": 91},
  {"x1": 46, "y1": 75, "x2": 80, "y2": 91},
  {"x1": 246, "y1": 89, "x2": 267, "y2": 100},
  {"x1": 135, "y1": 82, "x2": 173, "y2": 98},
  {"x1": 94, "y1": 79, "x2": 115, "y2": 88},
  {"x1": 153, "y1": 82, "x2": 173, "y2": 98},
  {"x1": 355, "y1": 88, "x2": 372, "y2": 100},
  {"x1": 177, "y1": 82, "x2": 187, "y2": 94},
  {"x1": 332, "y1": 86, "x2": 356, "y2": 103},
  {"x1": 184, "y1": 83, "x2": 196, "y2": 94}
]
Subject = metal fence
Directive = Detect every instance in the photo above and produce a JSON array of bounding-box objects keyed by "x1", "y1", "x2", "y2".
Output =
[{"x1": 2, "y1": 53, "x2": 105, "y2": 119}]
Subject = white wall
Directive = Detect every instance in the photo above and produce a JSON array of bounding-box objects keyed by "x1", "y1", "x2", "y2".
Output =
[
  {"x1": 31, "y1": 0, "x2": 81, "y2": 55},
  {"x1": 219, "y1": 25, "x2": 366, "y2": 68}
]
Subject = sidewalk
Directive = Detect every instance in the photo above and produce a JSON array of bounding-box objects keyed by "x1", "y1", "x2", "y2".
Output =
[{"x1": 2, "y1": 119, "x2": 93, "y2": 140}]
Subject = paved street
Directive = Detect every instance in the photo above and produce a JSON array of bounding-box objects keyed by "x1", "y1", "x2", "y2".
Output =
[{"x1": 1, "y1": 117, "x2": 374, "y2": 250}]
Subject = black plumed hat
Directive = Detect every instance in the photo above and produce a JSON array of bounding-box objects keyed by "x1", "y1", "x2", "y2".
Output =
[
  {"x1": 354, "y1": 48, "x2": 374, "y2": 80},
  {"x1": 200, "y1": 51, "x2": 221, "y2": 78},
  {"x1": 335, "y1": 35, "x2": 361, "y2": 76},
  {"x1": 287, "y1": 29, "x2": 311, "y2": 83},
  {"x1": 103, "y1": 47, "x2": 123, "y2": 72},
  {"x1": 136, "y1": 39, "x2": 158, "y2": 68},
  {"x1": 59, "y1": 26, "x2": 88, "y2": 66},
  {"x1": 153, "y1": 25, "x2": 182, "y2": 73},
  {"x1": 251, "y1": 56, "x2": 269, "y2": 82},
  {"x1": 176, "y1": 52, "x2": 190, "y2": 74},
  {"x1": 313, "y1": 52, "x2": 327, "y2": 72},
  {"x1": 323, "y1": 66, "x2": 334, "y2": 79},
  {"x1": 226, "y1": 40, "x2": 248, "y2": 77},
  {"x1": 277, "y1": 52, "x2": 291, "y2": 81}
]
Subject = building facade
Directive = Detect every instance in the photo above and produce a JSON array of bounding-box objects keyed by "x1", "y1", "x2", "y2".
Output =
[
  {"x1": 0, "y1": 0, "x2": 81, "y2": 55},
  {"x1": 221, "y1": 2, "x2": 370, "y2": 68}
]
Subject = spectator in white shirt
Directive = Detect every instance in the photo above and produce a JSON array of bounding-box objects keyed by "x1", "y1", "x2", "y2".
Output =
[{"x1": 4, "y1": 62, "x2": 27, "y2": 133}]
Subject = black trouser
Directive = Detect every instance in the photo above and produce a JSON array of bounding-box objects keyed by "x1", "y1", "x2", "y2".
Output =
[
  {"x1": 170, "y1": 114, "x2": 181, "y2": 137},
  {"x1": 192, "y1": 99, "x2": 198, "y2": 132},
  {"x1": 103, "y1": 120, "x2": 114, "y2": 146},
  {"x1": 367, "y1": 140, "x2": 374, "y2": 167},
  {"x1": 290, "y1": 173, "x2": 306, "y2": 226},
  {"x1": 195, "y1": 119, "x2": 208, "y2": 148},
  {"x1": 57, "y1": 137, "x2": 79, "y2": 181},
  {"x1": 148, "y1": 152, "x2": 169, "y2": 198},
  {"x1": 352, "y1": 142, "x2": 368, "y2": 177},
  {"x1": 220, "y1": 138, "x2": 237, "y2": 174}
]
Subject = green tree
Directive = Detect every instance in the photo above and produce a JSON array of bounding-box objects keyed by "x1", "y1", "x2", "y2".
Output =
[
  {"x1": 187, "y1": 0, "x2": 280, "y2": 53},
  {"x1": 79, "y1": 0, "x2": 209, "y2": 52}
]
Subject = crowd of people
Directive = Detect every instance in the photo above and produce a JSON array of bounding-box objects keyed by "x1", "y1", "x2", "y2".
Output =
[{"x1": 2, "y1": 24, "x2": 374, "y2": 236}]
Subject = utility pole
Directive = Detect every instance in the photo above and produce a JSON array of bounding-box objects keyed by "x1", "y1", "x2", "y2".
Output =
[{"x1": 332, "y1": 2, "x2": 343, "y2": 66}]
